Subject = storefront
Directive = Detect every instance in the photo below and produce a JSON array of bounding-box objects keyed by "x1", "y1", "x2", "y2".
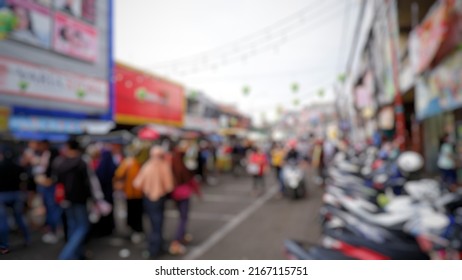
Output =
[
  {"x1": 411, "y1": 0, "x2": 462, "y2": 172},
  {"x1": 114, "y1": 63, "x2": 185, "y2": 128},
  {"x1": 184, "y1": 115, "x2": 219, "y2": 134},
  {"x1": 0, "y1": 0, "x2": 114, "y2": 141},
  {"x1": 416, "y1": 50, "x2": 462, "y2": 172}
]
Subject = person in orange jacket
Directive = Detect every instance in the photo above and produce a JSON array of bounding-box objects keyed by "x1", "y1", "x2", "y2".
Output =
[{"x1": 114, "y1": 147, "x2": 144, "y2": 244}]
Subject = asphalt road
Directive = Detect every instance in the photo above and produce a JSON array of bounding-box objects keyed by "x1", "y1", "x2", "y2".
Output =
[{"x1": 2, "y1": 170, "x2": 322, "y2": 260}]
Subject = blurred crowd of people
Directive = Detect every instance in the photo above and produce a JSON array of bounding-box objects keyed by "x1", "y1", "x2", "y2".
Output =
[
  {"x1": 0, "y1": 137, "x2": 220, "y2": 259},
  {"x1": 1, "y1": 131, "x2": 436, "y2": 259}
]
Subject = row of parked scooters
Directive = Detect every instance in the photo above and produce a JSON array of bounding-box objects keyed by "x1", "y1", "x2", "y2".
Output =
[{"x1": 284, "y1": 147, "x2": 462, "y2": 260}]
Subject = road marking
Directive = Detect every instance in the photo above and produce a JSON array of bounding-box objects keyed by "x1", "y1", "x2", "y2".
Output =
[
  {"x1": 183, "y1": 185, "x2": 278, "y2": 260},
  {"x1": 199, "y1": 194, "x2": 254, "y2": 203},
  {"x1": 164, "y1": 210, "x2": 234, "y2": 222}
]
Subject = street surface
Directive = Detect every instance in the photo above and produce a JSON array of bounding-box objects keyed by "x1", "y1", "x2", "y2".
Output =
[{"x1": 2, "y1": 171, "x2": 322, "y2": 260}]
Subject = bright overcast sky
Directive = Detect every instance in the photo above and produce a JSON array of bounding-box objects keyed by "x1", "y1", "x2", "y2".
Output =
[{"x1": 115, "y1": 0, "x2": 361, "y2": 125}]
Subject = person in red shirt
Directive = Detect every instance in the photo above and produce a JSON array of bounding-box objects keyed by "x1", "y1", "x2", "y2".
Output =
[{"x1": 247, "y1": 146, "x2": 269, "y2": 196}]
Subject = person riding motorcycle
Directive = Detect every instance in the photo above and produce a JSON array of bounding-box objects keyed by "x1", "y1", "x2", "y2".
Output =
[
  {"x1": 285, "y1": 140, "x2": 301, "y2": 163},
  {"x1": 282, "y1": 140, "x2": 307, "y2": 199}
]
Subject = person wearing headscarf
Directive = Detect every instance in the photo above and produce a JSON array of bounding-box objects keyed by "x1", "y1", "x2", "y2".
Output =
[
  {"x1": 94, "y1": 147, "x2": 117, "y2": 237},
  {"x1": 133, "y1": 146, "x2": 174, "y2": 258}
]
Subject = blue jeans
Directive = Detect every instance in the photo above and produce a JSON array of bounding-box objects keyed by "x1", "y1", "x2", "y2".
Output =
[
  {"x1": 59, "y1": 204, "x2": 89, "y2": 260},
  {"x1": 143, "y1": 196, "x2": 166, "y2": 257},
  {"x1": 0, "y1": 191, "x2": 30, "y2": 250},
  {"x1": 276, "y1": 167, "x2": 285, "y2": 194},
  {"x1": 38, "y1": 185, "x2": 62, "y2": 233}
]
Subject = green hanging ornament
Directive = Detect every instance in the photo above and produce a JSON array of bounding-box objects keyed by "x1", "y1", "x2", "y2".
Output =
[
  {"x1": 291, "y1": 82, "x2": 299, "y2": 93},
  {"x1": 189, "y1": 90, "x2": 198, "y2": 100},
  {"x1": 338, "y1": 73, "x2": 346, "y2": 83},
  {"x1": 318, "y1": 89, "x2": 325, "y2": 98},
  {"x1": 242, "y1": 85, "x2": 250, "y2": 96},
  {"x1": 293, "y1": 99, "x2": 300, "y2": 106}
]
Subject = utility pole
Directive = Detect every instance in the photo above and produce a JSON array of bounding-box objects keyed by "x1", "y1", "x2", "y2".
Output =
[
  {"x1": 344, "y1": 0, "x2": 366, "y2": 143},
  {"x1": 386, "y1": 0, "x2": 406, "y2": 150}
]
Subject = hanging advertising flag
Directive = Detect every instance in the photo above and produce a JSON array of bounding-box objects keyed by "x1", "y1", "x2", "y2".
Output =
[
  {"x1": 415, "y1": 77, "x2": 440, "y2": 120},
  {"x1": 434, "y1": 51, "x2": 462, "y2": 111},
  {"x1": 53, "y1": 12, "x2": 98, "y2": 62},
  {"x1": 416, "y1": 50, "x2": 462, "y2": 120},
  {"x1": 0, "y1": 56, "x2": 108, "y2": 111},
  {"x1": 6, "y1": 0, "x2": 52, "y2": 49},
  {"x1": 115, "y1": 63, "x2": 185, "y2": 127},
  {"x1": 433, "y1": 0, "x2": 462, "y2": 65},
  {"x1": 409, "y1": 0, "x2": 452, "y2": 74}
]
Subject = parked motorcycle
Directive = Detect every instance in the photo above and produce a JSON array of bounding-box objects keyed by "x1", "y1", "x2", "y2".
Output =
[{"x1": 284, "y1": 148, "x2": 462, "y2": 260}]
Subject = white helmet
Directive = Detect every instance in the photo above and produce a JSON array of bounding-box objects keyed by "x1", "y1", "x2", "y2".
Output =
[{"x1": 397, "y1": 151, "x2": 424, "y2": 173}]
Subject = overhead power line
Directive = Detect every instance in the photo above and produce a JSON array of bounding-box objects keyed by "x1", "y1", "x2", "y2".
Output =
[{"x1": 146, "y1": 0, "x2": 349, "y2": 75}]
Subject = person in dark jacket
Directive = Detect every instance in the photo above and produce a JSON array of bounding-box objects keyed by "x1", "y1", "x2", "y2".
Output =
[
  {"x1": 0, "y1": 146, "x2": 30, "y2": 255},
  {"x1": 94, "y1": 148, "x2": 117, "y2": 237},
  {"x1": 52, "y1": 139, "x2": 107, "y2": 260}
]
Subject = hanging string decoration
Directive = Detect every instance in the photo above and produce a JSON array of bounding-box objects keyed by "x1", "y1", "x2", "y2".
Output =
[
  {"x1": 291, "y1": 82, "x2": 299, "y2": 94},
  {"x1": 242, "y1": 85, "x2": 251, "y2": 96},
  {"x1": 189, "y1": 90, "x2": 199, "y2": 100}
]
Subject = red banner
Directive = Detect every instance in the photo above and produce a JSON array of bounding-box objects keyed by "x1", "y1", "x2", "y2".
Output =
[{"x1": 115, "y1": 63, "x2": 185, "y2": 127}]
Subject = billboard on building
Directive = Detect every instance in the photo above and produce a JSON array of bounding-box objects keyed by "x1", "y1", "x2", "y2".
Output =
[{"x1": 115, "y1": 63, "x2": 185, "y2": 127}]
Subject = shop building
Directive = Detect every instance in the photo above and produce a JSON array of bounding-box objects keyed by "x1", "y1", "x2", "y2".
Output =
[
  {"x1": 0, "y1": 0, "x2": 114, "y2": 141},
  {"x1": 184, "y1": 91, "x2": 220, "y2": 134}
]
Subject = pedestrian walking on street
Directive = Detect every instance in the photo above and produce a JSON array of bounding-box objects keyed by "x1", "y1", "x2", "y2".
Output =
[
  {"x1": 311, "y1": 139, "x2": 325, "y2": 186},
  {"x1": 0, "y1": 146, "x2": 30, "y2": 255},
  {"x1": 33, "y1": 140, "x2": 61, "y2": 244},
  {"x1": 133, "y1": 146, "x2": 174, "y2": 258},
  {"x1": 247, "y1": 146, "x2": 269, "y2": 196},
  {"x1": 94, "y1": 146, "x2": 118, "y2": 237},
  {"x1": 20, "y1": 142, "x2": 40, "y2": 227},
  {"x1": 271, "y1": 143, "x2": 285, "y2": 197},
  {"x1": 113, "y1": 148, "x2": 144, "y2": 244},
  {"x1": 52, "y1": 139, "x2": 109, "y2": 260},
  {"x1": 438, "y1": 134, "x2": 458, "y2": 191},
  {"x1": 170, "y1": 146, "x2": 201, "y2": 255}
]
